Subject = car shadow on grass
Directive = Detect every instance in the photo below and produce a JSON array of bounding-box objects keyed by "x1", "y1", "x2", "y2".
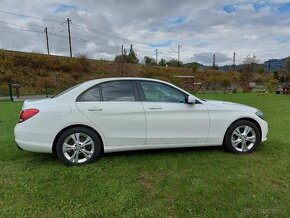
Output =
[
  {"x1": 102, "y1": 145, "x2": 224, "y2": 158},
  {"x1": 19, "y1": 146, "x2": 224, "y2": 166}
]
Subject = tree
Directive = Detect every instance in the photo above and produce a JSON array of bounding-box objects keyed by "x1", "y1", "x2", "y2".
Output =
[
  {"x1": 159, "y1": 58, "x2": 166, "y2": 66},
  {"x1": 144, "y1": 56, "x2": 156, "y2": 65},
  {"x1": 285, "y1": 57, "x2": 290, "y2": 82},
  {"x1": 167, "y1": 59, "x2": 182, "y2": 67},
  {"x1": 273, "y1": 71, "x2": 279, "y2": 80},
  {"x1": 256, "y1": 66, "x2": 265, "y2": 74},
  {"x1": 114, "y1": 45, "x2": 139, "y2": 64},
  {"x1": 192, "y1": 62, "x2": 199, "y2": 75},
  {"x1": 280, "y1": 75, "x2": 285, "y2": 83},
  {"x1": 114, "y1": 49, "x2": 128, "y2": 62},
  {"x1": 128, "y1": 45, "x2": 139, "y2": 64},
  {"x1": 267, "y1": 79, "x2": 278, "y2": 92},
  {"x1": 241, "y1": 55, "x2": 259, "y2": 83}
]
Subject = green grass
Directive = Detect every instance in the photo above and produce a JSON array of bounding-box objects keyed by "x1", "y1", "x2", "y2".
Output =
[{"x1": 0, "y1": 93, "x2": 289, "y2": 217}]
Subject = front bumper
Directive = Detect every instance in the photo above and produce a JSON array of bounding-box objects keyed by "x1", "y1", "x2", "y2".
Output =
[{"x1": 259, "y1": 119, "x2": 268, "y2": 142}]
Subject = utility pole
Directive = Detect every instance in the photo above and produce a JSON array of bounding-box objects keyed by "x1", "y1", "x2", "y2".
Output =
[
  {"x1": 252, "y1": 54, "x2": 256, "y2": 72},
  {"x1": 67, "y1": 18, "x2": 72, "y2": 57},
  {"x1": 233, "y1": 52, "x2": 236, "y2": 71},
  {"x1": 121, "y1": 45, "x2": 124, "y2": 77},
  {"x1": 268, "y1": 59, "x2": 271, "y2": 72},
  {"x1": 44, "y1": 27, "x2": 50, "y2": 55},
  {"x1": 178, "y1": 45, "x2": 181, "y2": 67},
  {"x1": 155, "y1": 49, "x2": 158, "y2": 64},
  {"x1": 213, "y1": 53, "x2": 216, "y2": 68}
]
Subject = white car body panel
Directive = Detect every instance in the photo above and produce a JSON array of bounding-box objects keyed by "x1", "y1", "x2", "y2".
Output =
[
  {"x1": 76, "y1": 101, "x2": 146, "y2": 146},
  {"x1": 14, "y1": 77, "x2": 268, "y2": 154},
  {"x1": 141, "y1": 102, "x2": 209, "y2": 144}
]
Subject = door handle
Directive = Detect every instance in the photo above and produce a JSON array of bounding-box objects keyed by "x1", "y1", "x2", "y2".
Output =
[
  {"x1": 88, "y1": 107, "x2": 103, "y2": 111},
  {"x1": 149, "y1": 106, "x2": 163, "y2": 110}
]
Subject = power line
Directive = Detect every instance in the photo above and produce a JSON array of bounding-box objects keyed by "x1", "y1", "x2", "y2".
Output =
[
  {"x1": 0, "y1": 10, "x2": 63, "y2": 23},
  {"x1": 0, "y1": 25, "x2": 120, "y2": 52},
  {"x1": 0, "y1": 26, "x2": 43, "y2": 33},
  {"x1": 0, "y1": 20, "x2": 42, "y2": 32},
  {"x1": 71, "y1": 22, "x2": 149, "y2": 46},
  {"x1": 51, "y1": 33, "x2": 120, "y2": 51}
]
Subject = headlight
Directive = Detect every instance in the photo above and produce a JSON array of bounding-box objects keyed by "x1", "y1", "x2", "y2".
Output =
[{"x1": 255, "y1": 111, "x2": 265, "y2": 120}]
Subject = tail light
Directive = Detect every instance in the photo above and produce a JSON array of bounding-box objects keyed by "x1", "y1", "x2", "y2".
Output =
[{"x1": 18, "y1": 109, "x2": 39, "y2": 123}]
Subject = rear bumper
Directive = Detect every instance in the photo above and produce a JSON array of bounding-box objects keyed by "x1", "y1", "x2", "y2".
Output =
[
  {"x1": 15, "y1": 142, "x2": 23, "y2": 150},
  {"x1": 14, "y1": 124, "x2": 53, "y2": 153}
]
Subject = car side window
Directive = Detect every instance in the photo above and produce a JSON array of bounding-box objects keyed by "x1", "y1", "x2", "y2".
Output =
[
  {"x1": 79, "y1": 85, "x2": 101, "y2": 102},
  {"x1": 101, "y1": 81, "x2": 136, "y2": 101},
  {"x1": 140, "y1": 81, "x2": 186, "y2": 103}
]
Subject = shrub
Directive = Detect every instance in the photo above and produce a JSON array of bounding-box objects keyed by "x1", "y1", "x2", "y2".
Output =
[{"x1": 267, "y1": 79, "x2": 278, "y2": 92}]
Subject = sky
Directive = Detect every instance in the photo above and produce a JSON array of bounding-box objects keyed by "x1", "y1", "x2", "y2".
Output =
[{"x1": 0, "y1": 0, "x2": 290, "y2": 65}]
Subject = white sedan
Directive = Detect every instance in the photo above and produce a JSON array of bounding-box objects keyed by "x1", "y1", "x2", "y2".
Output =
[{"x1": 14, "y1": 78, "x2": 268, "y2": 166}]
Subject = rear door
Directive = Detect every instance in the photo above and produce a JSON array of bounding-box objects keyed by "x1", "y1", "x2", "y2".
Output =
[
  {"x1": 76, "y1": 80, "x2": 146, "y2": 146},
  {"x1": 138, "y1": 80, "x2": 209, "y2": 145}
]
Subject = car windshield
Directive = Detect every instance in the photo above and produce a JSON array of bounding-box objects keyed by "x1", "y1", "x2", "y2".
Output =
[{"x1": 52, "y1": 84, "x2": 81, "y2": 98}]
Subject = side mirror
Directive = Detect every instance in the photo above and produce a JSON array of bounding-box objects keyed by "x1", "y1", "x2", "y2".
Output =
[{"x1": 186, "y1": 95, "x2": 196, "y2": 104}]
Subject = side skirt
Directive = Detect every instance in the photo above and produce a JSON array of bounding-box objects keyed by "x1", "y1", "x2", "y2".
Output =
[{"x1": 103, "y1": 143, "x2": 222, "y2": 153}]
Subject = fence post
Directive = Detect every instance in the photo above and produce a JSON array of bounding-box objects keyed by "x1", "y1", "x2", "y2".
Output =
[
  {"x1": 45, "y1": 81, "x2": 48, "y2": 98},
  {"x1": 8, "y1": 83, "x2": 13, "y2": 101}
]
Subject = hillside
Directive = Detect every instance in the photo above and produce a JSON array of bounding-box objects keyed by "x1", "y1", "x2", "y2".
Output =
[
  {"x1": 184, "y1": 57, "x2": 289, "y2": 72},
  {"x1": 0, "y1": 49, "x2": 265, "y2": 96},
  {"x1": 215, "y1": 58, "x2": 288, "y2": 72}
]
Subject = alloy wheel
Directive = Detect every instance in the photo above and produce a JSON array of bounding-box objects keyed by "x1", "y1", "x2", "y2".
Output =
[
  {"x1": 231, "y1": 125, "x2": 256, "y2": 152},
  {"x1": 62, "y1": 133, "x2": 95, "y2": 164}
]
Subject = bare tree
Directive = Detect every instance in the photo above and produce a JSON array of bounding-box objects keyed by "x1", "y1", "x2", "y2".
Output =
[{"x1": 241, "y1": 55, "x2": 259, "y2": 83}]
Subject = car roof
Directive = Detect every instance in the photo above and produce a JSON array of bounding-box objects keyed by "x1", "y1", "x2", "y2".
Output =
[{"x1": 85, "y1": 77, "x2": 164, "y2": 84}]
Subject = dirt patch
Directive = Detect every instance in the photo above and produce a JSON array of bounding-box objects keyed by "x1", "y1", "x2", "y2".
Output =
[{"x1": 138, "y1": 171, "x2": 155, "y2": 194}]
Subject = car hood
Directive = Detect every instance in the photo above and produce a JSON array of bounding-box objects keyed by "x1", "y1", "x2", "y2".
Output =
[
  {"x1": 204, "y1": 99, "x2": 258, "y2": 112},
  {"x1": 22, "y1": 98, "x2": 51, "y2": 109}
]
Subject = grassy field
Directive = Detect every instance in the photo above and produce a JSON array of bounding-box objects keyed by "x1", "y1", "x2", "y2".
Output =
[{"x1": 0, "y1": 93, "x2": 289, "y2": 217}]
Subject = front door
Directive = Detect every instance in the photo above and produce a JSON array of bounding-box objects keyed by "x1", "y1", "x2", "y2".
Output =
[{"x1": 138, "y1": 81, "x2": 209, "y2": 145}]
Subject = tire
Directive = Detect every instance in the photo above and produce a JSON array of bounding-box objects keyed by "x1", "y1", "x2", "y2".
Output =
[
  {"x1": 224, "y1": 120, "x2": 261, "y2": 154},
  {"x1": 56, "y1": 127, "x2": 102, "y2": 166}
]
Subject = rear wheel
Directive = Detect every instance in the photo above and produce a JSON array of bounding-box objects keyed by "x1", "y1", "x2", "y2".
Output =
[
  {"x1": 56, "y1": 127, "x2": 101, "y2": 166},
  {"x1": 224, "y1": 120, "x2": 261, "y2": 154}
]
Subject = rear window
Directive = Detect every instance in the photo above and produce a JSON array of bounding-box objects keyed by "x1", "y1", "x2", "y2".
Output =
[
  {"x1": 78, "y1": 85, "x2": 101, "y2": 102},
  {"x1": 53, "y1": 84, "x2": 81, "y2": 98},
  {"x1": 101, "y1": 81, "x2": 135, "y2": 101}
]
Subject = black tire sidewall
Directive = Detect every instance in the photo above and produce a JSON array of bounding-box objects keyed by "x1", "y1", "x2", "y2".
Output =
[
  {"x1": 224, "y1": 120, "x2": 261, "y2": 154},
  {"x1": 56, "y1": 127, "x2": 101, "y2": 166}
]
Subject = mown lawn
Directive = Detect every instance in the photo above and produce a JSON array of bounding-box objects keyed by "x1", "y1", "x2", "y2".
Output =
[{"x1": 0, "y1": 93, "x2": 289, "y2": 217}]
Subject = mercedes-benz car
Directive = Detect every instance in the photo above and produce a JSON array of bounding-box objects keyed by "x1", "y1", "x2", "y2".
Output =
[{"x1": 14, "y1": 78, "x2": 268, "y2": 166}]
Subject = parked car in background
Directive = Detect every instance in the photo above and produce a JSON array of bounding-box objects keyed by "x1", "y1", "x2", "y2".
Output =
[{"x1": 15, "y1": 78, "x2": 268, "y2": 166}]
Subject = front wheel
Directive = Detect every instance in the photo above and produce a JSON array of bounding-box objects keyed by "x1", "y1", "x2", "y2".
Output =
[
  {"x1": 56, "y1": 127, "x2": 102, "y2": 166},
  {"x1": 224, "y1": 120, "x2": 261, "y2": 154}
]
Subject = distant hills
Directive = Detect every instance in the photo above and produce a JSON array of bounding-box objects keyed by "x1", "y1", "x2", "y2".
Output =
[{"x1": 185, "y1": 57, "x2": 289, "y2": 72}]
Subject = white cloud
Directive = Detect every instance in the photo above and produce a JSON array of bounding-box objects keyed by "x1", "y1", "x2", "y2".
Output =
[{"x1": 0, "y1": 0, "x2": 289, "y2": 65}]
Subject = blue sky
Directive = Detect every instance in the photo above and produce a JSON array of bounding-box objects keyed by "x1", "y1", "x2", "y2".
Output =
[
  {"x1": 149, "y1": 40, "x2": 173, "y2": 48},
  {"x1": 164, "y1": 16, "x2": 187, "y2": 28},
  {"x1": 53, "y1": 4, "x2": 78, "y2": 13},
  {"x1": 221, "y1": 1, "x2": 290, "y2": 14}
]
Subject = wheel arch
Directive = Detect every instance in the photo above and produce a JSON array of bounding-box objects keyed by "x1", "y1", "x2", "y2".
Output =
[
  {"x1": 223, "y1": 118, "x2": 262, "y2": 144},
  {"x1": 52, "y1": 124, "x2": 104, "y2": 156}
]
